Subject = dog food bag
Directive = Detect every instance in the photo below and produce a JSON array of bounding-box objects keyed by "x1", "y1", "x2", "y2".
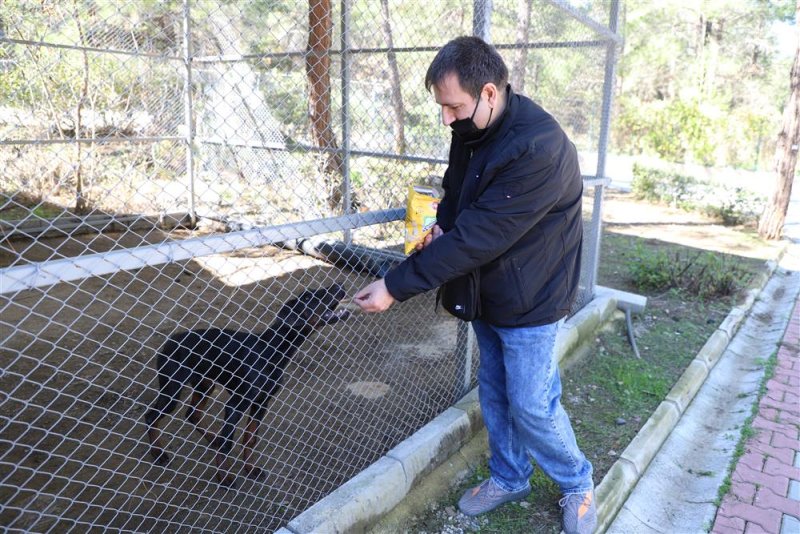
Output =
[{"x1": 404, "y1": 184, "x2": 439, "y2": 255}]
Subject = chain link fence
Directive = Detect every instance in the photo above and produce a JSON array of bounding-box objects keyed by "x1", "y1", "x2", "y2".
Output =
[{"x1": 1, "y1": 1, "x2": 620, "y2": 531}]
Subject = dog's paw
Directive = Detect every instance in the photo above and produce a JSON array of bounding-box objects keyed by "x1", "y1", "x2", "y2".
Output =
[{"x1": 150, "y1": 449, "x2": 171, "y2": 467}]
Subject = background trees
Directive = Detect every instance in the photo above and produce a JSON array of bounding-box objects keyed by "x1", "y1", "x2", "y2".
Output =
[
  {"x1": 1, "y1": 1, "x2": 796, "y2": 226},
  {"x1": 614, "y1": 0, "x2": 796, "y2": 170}
]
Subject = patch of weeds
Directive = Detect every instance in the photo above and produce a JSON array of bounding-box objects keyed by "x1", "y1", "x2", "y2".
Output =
[
  {"x1": 626, "y1": 243, "x2": 674, "y2": 292},
  {"x1": 715, "y1": 349, "x2": 778, "y2": 506},
  {"x1": 758, "y1": 354, "x2": 778, "y2": 396},
  {"x1": 590, "y1": 328, "x2": 672, "y2": 410},
  {"x1": 627, "y1": 244, "x2": 752, "y2": 299},
  {"x1": 703, "y1": 187, "x2": 765, "y2": 226}
]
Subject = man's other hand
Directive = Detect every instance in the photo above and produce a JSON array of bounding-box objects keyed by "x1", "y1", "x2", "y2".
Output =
[
  {"x1": 415, "y1": 224, "x2": 443, "y2": 251},
  {"x1": 353, "y1": 279, "x2": 396, "y2": 313}
]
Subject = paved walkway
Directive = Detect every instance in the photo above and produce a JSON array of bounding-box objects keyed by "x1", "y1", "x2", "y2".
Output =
[{"x1": 712, "y1": 297, "x2": 800, "y2": 534}]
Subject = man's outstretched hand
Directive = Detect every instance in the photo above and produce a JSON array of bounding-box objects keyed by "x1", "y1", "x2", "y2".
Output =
[
  {"x1": 355, "y1": 224, "x2": 441, "y2": 312},
  {"x1": 353, "y1": 279, "x2": 395, "y2": 313}
]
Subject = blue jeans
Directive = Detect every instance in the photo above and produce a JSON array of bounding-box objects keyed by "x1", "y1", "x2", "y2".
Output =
[{"x1": 472, "y1": 319, "x2": 593, "y2": 495}]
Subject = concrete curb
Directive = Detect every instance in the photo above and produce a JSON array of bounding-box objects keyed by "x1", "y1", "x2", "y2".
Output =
[
  {"x1": 280, "y1": 288, "x2": 624, "y2": 533},
  {"x1": 595, "y1": 256, "x2": 784, "y2": 532}
]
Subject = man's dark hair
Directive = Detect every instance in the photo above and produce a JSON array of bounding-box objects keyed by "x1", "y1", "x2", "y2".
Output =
[{"x1": 425, "y1": 36, "x2": 509, "y2": 98}]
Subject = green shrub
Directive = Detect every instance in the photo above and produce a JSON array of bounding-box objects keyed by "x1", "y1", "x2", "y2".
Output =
[
  {"x1": 702, "y1": 186, "x2": 765, "y2": 226},
  {"x1": 628, "y1": 245, "x2": 750, "y2": 299},
  {"x1": 627, "y1": 244, "x2": 674, "y2": 291},
  {"x1": 631, "y1": 163, "x2": 699, "y2": 209},
  {"x1": 631, "y1": 164, "x2": 766, "y2": 226}
]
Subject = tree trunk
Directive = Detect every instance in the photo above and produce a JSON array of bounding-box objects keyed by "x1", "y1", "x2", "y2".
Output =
[
  {"x1": 306, "y1": 0, "x2": 343, "y2": 209},
  {"x1": 758, "y1": 2, "x2": 799, "y2": 240},
  {"x1": 510, "y1": 0, "x2": 532, "y2": 94},
  {"x1": 379, "y1": 0, "x2": 406, "y2": 155},
  {"x1": 703, "y1": 19, "x2": 723, "y2": 98}
]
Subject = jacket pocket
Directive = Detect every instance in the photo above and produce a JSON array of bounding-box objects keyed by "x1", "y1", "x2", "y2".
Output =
[
  {"x1": 508, "y1": 255, "x2": 528, "y2": 314},
  {"x1": 508, "y1": 253, "x2": 549, "y2": 314},
  {"x1": 438, "y1": 270, "x2": 480, "y2": 322}
]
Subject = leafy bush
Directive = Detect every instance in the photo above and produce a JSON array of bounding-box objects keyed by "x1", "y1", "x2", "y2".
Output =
[
  {"x1": 627, "y1": 244, "x2": 750, "y2": 299},
  {"x1": 631, "y1": 163, "x2": 766, "y2": 225},
  {"x1": 703, "y1": 186, "x2": 765, "y2": 226},
  {"x1": 631, "y1": 163, "x2": 699, "y2": 209},
  {"x1": 627, "y1": 244, "x2": 674, "y2": 291}
]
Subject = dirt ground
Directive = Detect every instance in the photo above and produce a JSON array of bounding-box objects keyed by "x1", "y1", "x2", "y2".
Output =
[
  {"x1": 602, "y1": 190, "x2": 783, "y2": 261},
  {"x1": 0, "y1": 227, "x2": 475, "y2": 532}
]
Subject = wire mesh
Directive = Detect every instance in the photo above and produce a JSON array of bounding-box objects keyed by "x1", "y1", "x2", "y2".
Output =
[{"x1": 1, "y1": 1, "x2": 619, "y2": 531}]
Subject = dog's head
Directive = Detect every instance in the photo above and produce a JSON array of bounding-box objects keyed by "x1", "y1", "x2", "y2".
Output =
[{"x1": 276, "y1": 283, "x2": 350, "y2": 333}]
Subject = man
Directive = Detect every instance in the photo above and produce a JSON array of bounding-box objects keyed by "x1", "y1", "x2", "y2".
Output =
[{"x1": 353, "y1": 36, "x2": 595, "y2": 534}]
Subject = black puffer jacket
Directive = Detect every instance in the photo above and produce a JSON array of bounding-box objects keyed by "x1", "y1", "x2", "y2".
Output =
[{"x1": 385, "y1": 86, "x2": 583, "y2": 327}]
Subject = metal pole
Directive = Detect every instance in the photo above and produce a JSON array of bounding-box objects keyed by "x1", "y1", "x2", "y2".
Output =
[
  {"x1": 453, "y1": 0, "x2": 496, "y2": 401},
  {"x1": 588, "y1": 0, "x2": 620, "y2": 296},
  {"x1": 472, "y1": 0, "x2": 493, "y2": 42},
  {"x1": 340, "y1": 0, "x2": 352, "y2": 243},
  {"x1": 183, "y1": 0, "x2": 197, "y2": 227}
]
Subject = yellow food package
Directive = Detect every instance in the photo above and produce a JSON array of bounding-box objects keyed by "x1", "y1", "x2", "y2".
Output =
[{"x1": 404, "y1": 184, "x2": 439, "y2": 255}]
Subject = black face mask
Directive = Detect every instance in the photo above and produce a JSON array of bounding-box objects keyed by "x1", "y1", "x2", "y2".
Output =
[{"x1": 450, "y1": 96, "x2": 493, "y2": 142}]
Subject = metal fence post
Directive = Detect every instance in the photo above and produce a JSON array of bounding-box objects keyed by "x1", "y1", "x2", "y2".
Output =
[
  {"x1": 341, "y1": 0, "x2": 352, "y2": 243},
  {"x1": 183, "y1": 0, "x2": 196, "y2": 226},
  {"x1": 452, "y1": 0, "x2": 496, "y2": 401},
  {"x1": 473, "y1": 0, "x2": 493, "y2": 42},
  {"x1": 588, "y1": 0, "x2": 620, "y2": 296}
]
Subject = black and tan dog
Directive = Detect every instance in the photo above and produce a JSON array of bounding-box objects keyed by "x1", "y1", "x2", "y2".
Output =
[{"x1": 144, "y1": 284, "x2": 350, "y2": 486}]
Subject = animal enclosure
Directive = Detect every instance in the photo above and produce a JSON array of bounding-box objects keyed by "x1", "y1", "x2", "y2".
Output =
[{"x1": 1, "y1": 1, "x2": 620, "y2": 531}]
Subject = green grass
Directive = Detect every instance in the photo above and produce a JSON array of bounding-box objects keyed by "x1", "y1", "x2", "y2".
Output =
[{"x1": 0, "y1": 195, "x2": 66, "y2": 221}]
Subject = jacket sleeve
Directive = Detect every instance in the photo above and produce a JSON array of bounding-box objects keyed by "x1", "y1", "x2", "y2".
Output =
[{"x1": 385, "y1": 144, "x2": 563, "y2": 302}]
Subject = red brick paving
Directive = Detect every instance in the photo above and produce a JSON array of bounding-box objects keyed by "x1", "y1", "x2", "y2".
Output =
[
  {"x1": 712, "y1": 298, "x2": 800, "y2": 534},
  {"x1": 716, "y1": 515, "x2": 747, "y2": 532},
  {"x1": 711, "y1": 301, "x2": 800, "y2": 534}
]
